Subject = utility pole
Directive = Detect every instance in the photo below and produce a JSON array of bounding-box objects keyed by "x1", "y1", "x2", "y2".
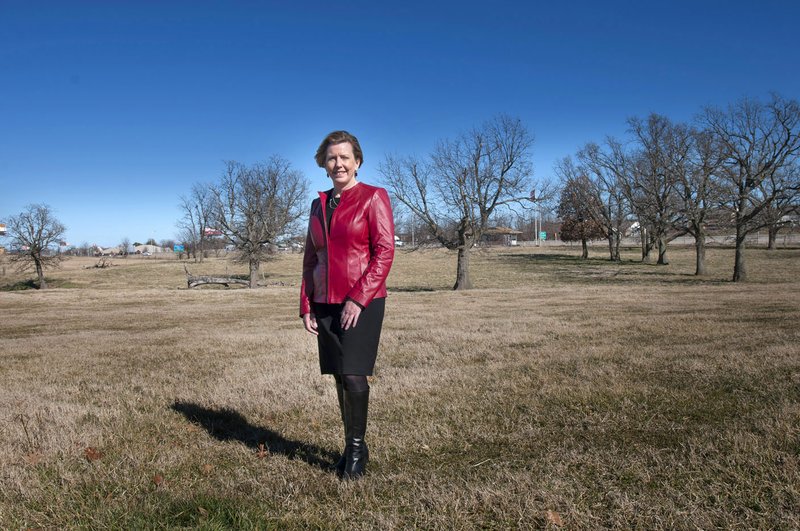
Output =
[{"x1": 535, "y1": 209, "x2": 542, "y2": 246}]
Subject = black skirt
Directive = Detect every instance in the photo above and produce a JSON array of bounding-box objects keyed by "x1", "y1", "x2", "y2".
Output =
[{"x1": 313, "y1": 298, "x2": 385, "y2": 375}]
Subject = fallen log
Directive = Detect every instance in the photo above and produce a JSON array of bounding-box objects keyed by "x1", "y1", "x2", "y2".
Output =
[
  {"x1": 187, "y1": 275, "x2": 249, "y2": 288},
  {"x1": 184, "y1": 263, "x2": 249, "y2": 289}
]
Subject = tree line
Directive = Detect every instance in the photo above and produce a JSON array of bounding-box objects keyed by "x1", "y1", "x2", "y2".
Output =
[
  {"x1": 556, "y1": 94, "x2": 800, "y2": 281},
  {"x1": 4, "y1": 93, "x2": 798, "y2": 288}
]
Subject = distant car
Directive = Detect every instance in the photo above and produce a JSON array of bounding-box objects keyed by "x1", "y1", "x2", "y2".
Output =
[
  {"x1": 394, "y1": 236, "x2": 404, "y2": 247},
  {"x1": 142, "y1": 251, "x2": 151, "y2": 256}
]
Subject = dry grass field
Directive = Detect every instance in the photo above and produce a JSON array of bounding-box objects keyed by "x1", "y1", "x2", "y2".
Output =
[{"x1": 0, "y1": 245, "x2": 798, "y2": 529}]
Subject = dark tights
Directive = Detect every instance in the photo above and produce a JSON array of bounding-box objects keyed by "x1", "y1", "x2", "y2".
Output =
[{"x1": 334, "y1": 374, "x2": 369, "y2": 393}]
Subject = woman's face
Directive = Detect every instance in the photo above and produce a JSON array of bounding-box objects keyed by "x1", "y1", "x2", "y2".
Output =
[{"x1": 325, "y1": 142, "x2": 360, "y2": 192}]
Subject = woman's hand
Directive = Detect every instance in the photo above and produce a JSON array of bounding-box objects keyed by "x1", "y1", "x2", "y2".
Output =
[
  {"x1": 302, "y1": 313, "x2": 318, "y2": 336},
  {"x1": 340, "y1": 300, "x2": 362, "y2": 330}
]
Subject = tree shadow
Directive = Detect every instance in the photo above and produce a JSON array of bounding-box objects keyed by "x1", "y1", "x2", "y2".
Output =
[
  {"x1": 497, "y1": 252, "x2": 642, "y2": 266},
  {"x1": 387, "y1": 286, "x2": 438, "y2": 292},
  {"x1": 497, "y1": 252, "x2": 732, "y2": 285},
  {"x1": 0, "y1": 279, "x2": 39, "y2": 291},
  {"x1": 170, "y1": 401, "x2": 338, "y2": 470}
]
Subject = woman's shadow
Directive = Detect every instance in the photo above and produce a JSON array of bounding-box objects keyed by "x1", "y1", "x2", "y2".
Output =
[{"x1": 170, "y1": 401, "x2": 338, "y2": 470}]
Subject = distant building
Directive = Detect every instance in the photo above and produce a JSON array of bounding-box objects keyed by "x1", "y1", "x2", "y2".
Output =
[
  {"x1": 96, "y1": 246, "x2": 122, "y2": 256},
  {"x1": 541, "y1": 221, "x2": 562, "y2": 241},
  {"x1": 133, "y1": 244, "x2": 169, "y2": 254},
  {"x1": 483, "y1": 226, "x2": 522, "y2": 246},
  {"x1": 0, "y1": 223, "x2": 6, "y2": 236}
]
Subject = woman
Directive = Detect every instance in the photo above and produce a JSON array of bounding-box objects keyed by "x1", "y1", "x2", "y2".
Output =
[{"x1": 300, "y1": 130, "x2": 395, "y2": 479}]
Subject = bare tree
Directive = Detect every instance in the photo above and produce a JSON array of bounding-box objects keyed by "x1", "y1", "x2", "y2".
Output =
[
  {"x1": 555, "y1": 164, "x2": 606, "y2": 259},
  {"x1": 757, "y1": 163, "x2": 800, "y2": 249},
  {"x1": 178, "y1": 183, "x2": 214, "y2": 262},
  {"x1": 210, "y1": 157, "x2": 308, "y2": 288},
  {"x1": 380, "y1": 115, "x2": 542, "y2": 289},
  {"x1": 119, "y1": 237, "x2": 131, "y2": 257},
  {"x1": 4, "y1": 204, "x2": 67, "y2": 289},
  {"x1": 625, "y1": 114, "x2": 692, "y2": 265},
  {"x1": 702, "y1": 94, "x2": 800, "y2": 281},
  {"x1": 677, "y1": 128, "x2": 727, "y2": 275},
  {"x1": 576, "y1": 140, "x2": 630, "y2": 261}
]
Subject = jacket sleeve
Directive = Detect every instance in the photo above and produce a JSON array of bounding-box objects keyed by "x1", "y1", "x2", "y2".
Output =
[
  {"x1": 346, "y1": 188, "x2": 395, "y2": 308},
  {"x1": 299, "y1": 206, "x2": 317, "y2": 317}
]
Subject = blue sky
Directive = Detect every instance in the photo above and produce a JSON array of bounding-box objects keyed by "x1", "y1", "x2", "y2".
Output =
[{"x1": 1, "y1": 0, "x2": 798, "y2": 246}]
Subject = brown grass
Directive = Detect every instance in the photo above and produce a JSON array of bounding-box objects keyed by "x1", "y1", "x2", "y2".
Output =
[{"x1": 0, "y1": 246, "x2": 798, "y2": 528}]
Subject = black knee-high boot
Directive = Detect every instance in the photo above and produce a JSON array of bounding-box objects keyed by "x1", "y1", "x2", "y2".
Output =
[
  {"x1": 342, "y1": 389, "x2": 369, "y2": 479},
  {"x1": 335, "y1": 382, "x2": 347, "y2": 475}
]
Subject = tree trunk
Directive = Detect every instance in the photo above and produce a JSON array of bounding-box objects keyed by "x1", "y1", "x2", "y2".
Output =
[
  {"x1": 767, "y1": 224, "x2": 778, "y2": 250},
  {"x1": 608, "y1": 232, "x2": 621, "y2": 262},
  {"x1": 249, "y1": 259, "x2": 259, "y2": 288},
  {"x1": 580, "y1": 238, "x2": 588, "y2": 259},
  {"x1": 641, "y1": 228, "x2": 653, "y2": 263},
  {"x1": 453, "y1": 247, "x2": 472, "y2": 290},
  {"x1": 34, "y1": 257, "x2": 47, "y2": 289},
  {"x1": 657, "y1": 235, "x2": 669, "y2": 265},
  {"x1": 733, "y1": 227, "x2": 747, "y2": 282},
  {"x1": 607, "y1": 234, "x2": 616, "y2": 261},
  {"x1": 694, "y1": 232, "x2": 707, "y2": 276}
]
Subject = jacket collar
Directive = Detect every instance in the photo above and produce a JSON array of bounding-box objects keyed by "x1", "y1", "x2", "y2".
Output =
[{"x1": 317, "y1": 181, "x2": 362, "y2": 201}]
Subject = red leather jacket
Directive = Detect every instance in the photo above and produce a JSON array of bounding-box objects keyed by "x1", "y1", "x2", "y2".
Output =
[{"x1": 300, "y1": 182, "x2": 395, "y2": 316}]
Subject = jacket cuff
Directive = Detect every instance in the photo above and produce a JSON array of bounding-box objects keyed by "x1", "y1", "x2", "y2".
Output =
[
  {"x1": 346, "y1": 289, "x2": 371, "y2": 309},
  {"x1": 299, "y1": 296, "x2": 311, "y2": 317}
]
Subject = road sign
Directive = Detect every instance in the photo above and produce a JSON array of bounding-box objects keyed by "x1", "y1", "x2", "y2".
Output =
[
  {"x1": 539, "y1": 232, "x2": 547, "y2": 241},
  {"x1": 173, "y1": 245, "x2": 185, "y2": 252}
]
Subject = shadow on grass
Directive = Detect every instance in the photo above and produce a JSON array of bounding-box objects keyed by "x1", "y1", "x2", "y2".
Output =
[
  {"x1": 0, "y1": 279, "x2": 39, "y2": 291},
  {"x1": 498, "y1": 252, "x2": 731, "y2": 285},
  {"x1": 387, "y1": 286, "x2": 438, "y2": 292},
  {"x1": 170, "y1": 401, "x2": 337, "y2": 470},
  {"x1": 497, "y1": 252, "x2": 641, "y2": 265},
  {"x1": 1, "y1": 278, "x2": 84, "y2": 290}
]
